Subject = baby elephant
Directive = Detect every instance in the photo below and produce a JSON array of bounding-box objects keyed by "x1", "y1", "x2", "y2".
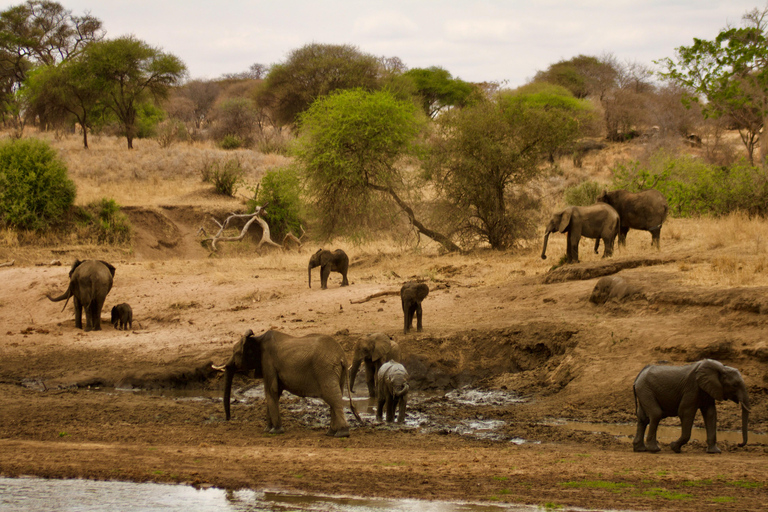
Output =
[
  {"x1": 376, "y1": 361, "x2": 409, "y2": 423},
  {"x1": 111, "y1": 303, "x2": 133, "y2": 330},
  {"x1": 400, "y1": 281, "x2": 429, "y2": 334}
]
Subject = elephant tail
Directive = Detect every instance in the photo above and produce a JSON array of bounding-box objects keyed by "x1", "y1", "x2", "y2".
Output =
[{"x1": 342, "y1": 361, "x2": 364, "y2": 424}]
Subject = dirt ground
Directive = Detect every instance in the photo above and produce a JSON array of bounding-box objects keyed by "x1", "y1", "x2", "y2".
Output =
[{"x1": 1, "y1": 205, "x2": 768, "y2": 511}]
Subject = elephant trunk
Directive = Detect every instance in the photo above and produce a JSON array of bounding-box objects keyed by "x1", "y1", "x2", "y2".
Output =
[
  {"x1": 223, "y1": 364, "x2": 236, "y2": 421},
  {"x1": 739, "y1": 387, "x2": 750, "y2": 447},
  {"x1": 308, "y1": 264, "x2": 312, "y2": 288},
  {"x1": 541, "y1": 230, "x2": 551, "y2": 260}
]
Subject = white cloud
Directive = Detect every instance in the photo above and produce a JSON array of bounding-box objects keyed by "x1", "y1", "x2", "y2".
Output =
[{"x1": 353, "y1": 11, "x2": 419, "y2": 39}]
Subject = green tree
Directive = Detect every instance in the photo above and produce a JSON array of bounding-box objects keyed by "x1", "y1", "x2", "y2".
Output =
[
  {"x1": 258, "y1": 43, "x2": 381, "y2": 127},
  {"x1": 250, "y1": 166, "x2": 304, "y2": 240},
  {"x1": 533, "y1": 54, "x2": 617, "y2": 100},
  {"x1": 295, "y1": 88, "x2": 458, "y2": 251},
  {"x1": 660, "y1": 6, "x2": 768, "y2": 165},
  {"x1": 426, "y1": 84, "x2": 595, "y2": 249},
  {"x1": 403, "y1": 66, "x2": 476, "y2": 118},
  {"x1": 85, "y1": 36, "x2": 186, "y2": 149}
]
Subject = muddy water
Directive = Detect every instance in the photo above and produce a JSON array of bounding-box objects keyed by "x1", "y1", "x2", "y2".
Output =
[{"x1": 0, "y1": 477, "x2": 554, "y2": 512}]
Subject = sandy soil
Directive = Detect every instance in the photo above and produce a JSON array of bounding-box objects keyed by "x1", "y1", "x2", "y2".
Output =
[{"x1": 1, "y1": 205, "x2": 768, "y2": 511}]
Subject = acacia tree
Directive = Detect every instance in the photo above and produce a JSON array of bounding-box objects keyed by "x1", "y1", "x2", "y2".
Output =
[
  {"x1": 426, "y1": 84, "x2": 595, "y2": 250},
  {"x1": 85, "y1": 36, "x2": 186, "y2": 149},
  {"x1": 404, "y1": 66, "x2": 475, "y2": 118},
  {"x1": 660, "y1": 6, "x2": 768, "y2": 166},
  {"x1": 295, "y1": 88, "x2": 459, "y2": 252}
]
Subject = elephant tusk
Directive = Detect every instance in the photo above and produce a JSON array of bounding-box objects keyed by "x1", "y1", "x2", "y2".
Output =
[
  {"x1": 211, "y1": 363, "x2": 227, "y2": 372},
  {"x1": 741, "y1": 402, "x2": 751, "y2": 413}
]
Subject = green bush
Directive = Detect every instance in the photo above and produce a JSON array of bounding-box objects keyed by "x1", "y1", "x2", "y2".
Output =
[
  {"x1": 218, "y1": 135, "x2": 245, "y2": 150},
  {"x1": 563, "y1": 180, "x2": 604, "y2": 206},
  {"x1": 135, "y1": 102, "x2": 165, "y2": 139},
  {"x1": 610, "y1": 151, "x2": 768, "y2": 217},
  {"x1": 201, "y1": 158, "x2": 244, "y2": 196},
  {"x1": 0, "y1": 138, "x2": 76, "y2": 230},
  {"x1": 77, "y1": 198, "x2": 132, "y2": 244},
  {"x1": 248, "y1": 166, "x2": 303, "y2": 240}
]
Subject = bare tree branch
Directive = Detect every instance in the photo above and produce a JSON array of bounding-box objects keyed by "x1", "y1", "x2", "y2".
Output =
[{"x1": 199, "y1": 206, "x2": 282, "y2": 252}]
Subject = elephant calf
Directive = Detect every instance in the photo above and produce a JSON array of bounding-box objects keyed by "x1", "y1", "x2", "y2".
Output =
[
  {"x1": 376, "y1": 361, "x2": 409, "y2": 423},
  {"x1": 111, "y1": 303, "x2": 133, "y2": 330},
  {"x1": 308, "y1": 248, "x2": 350, "y2": 289},
  {"x1": 401, "y1": 281, "x2": 429, "y2": 334},
  {"x1": 349, "y1": 333, "x2": 401, "y2": 398},
  {"x1": 541, "y1": 203, "x2": 620, "y2": 264}
]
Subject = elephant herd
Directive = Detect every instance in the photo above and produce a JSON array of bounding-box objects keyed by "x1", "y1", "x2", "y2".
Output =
[{"x1": 541, "y1": 188, "x2": 669, "y2": 264}]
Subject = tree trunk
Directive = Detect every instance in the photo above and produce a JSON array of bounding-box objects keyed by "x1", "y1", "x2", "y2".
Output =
[{"x1": 760, "y1": 114, "x2": 768, "y2": 168}]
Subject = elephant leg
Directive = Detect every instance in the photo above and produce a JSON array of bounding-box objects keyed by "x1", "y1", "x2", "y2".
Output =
[
  {"x1": 670, "y1": 412, "x2": 695, "y2": 453},
  {"x1": 376, "y1": 396, "x2": 385, "y2": 422},
  {"x1": 84, "y1": 300, "x2": 95, "y2": 331},
  {"x1": 415, "y1": 304, "x2": 423, "y2": 332},
  {"x1": 365, "y1": 360, "x2": 377, "y2": 398},
  {"x1": 91, "y1": 299, "x2": 103, "y2": 331},
  {"x1": 618, "y1": 227, "x2": 629, "y2": 246},
  {"x1": 702, "y1": 405, "x2": 720, "y2": 454},
  {"x1": 264, "y1": 385, "x2": 284, "y2": 434},
  {"x1": 340, "y1": 270, "x2": 349, "y2": 287},
  {"x1": 397, "y1": 396, "x2": 407, "y2": 424},
  {"x1": 74, "y1": 297, "x2": 83, "y2": 329},
  {"x1": 386, "y1": 395, "x2": 395, "y2": 423},
  {"x1": 603, "y1": 237, "x2": 614, "y2": 258},
  {"x1": 404, "y1": 304, "x2": 414, "y2": 334},
  {"x1": 650, "y1": 227, "x2": 661, "y2": 250},
  {"x1": 643, "y1": 401, "x2": 664, "y2": 453},
  {"x1": 633, "y1": 407, "x2": 649, "y2": 452},
  {"x1": 320, "y1": 266, "x2": 331, "y2": 289},
  {"x1": 320, "y1": 379, "x2": 348, "y2": 437}
]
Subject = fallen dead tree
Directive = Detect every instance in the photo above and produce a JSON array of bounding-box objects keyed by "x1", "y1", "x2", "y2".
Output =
[{"x1": 198, "y1": 205, "x2": 304, "y2": 252}]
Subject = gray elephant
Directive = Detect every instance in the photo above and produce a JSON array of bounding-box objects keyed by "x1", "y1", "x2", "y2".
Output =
[
  {"x1": 47, "y1": 259, "x2": 116, "y2": 331},
  {"x1": 213, "y1": 329, "x2": 361, "y2": 437},
  {"x1": 308, "y1": 249, "x2": 349, "y2": 289},
  {"x1": 349, "y1": 333, "x2": 401, "y2": 398},
  {"x1": 111, "y1": 303, "x2": 133, "y2": 330},
  {"x1": 541, "y1": 203, "x2": 620, "y2": 264},
  {"x1": 589, "y1": 275, "x2": 644, "y2": 305},
  {"x1": 633, "y1": 359, "x2": 749, "y2": 453},
  {"x1": 401, "y1": 281, "x2": 429, "y2": 334},
  {"x1": 376, "y1": 361, "x2": 409, "y2": 423},
  {"x1": 597, "y1": 189, "x2": 668, "y2": 249}
]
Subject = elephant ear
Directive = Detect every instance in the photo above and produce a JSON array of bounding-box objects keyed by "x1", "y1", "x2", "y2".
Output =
[
  {"x1": 558, "y1": 209, "x2": 572, "y2": 233},
  {"x1": 696, "y1": 359, "x2": 725, "y2": 400},
  {"x1": 100, "y1": 261, "x2": 116, "y2": 277},
  {"x1": 372, "y1": 338, "x2": 389, "y2": 362}
]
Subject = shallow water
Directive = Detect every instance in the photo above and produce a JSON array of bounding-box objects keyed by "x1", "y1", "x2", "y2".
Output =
[{"x1": 0, "y1": 477, "x2": 558, "y2": 512}]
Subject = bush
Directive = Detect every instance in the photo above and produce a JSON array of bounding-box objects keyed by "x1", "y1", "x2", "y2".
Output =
[
  {"x1": 0, "y1": 138, "x2": 76, "y2": 231},
  {"x1": 218, "y1": 134, "x2": 245, "y2": 150},
  {"x1": 610, "y1": 151, "x2": 768, "y2": 217},
  {"x1": 76, "y1": 198, "x2": 132, "y2": 244},
  {"x1": 201, "y1": 157, "x2": 244, "y2": 196},
  {"x1": 564, "y1": 180, "x2": 603, "y2": 206},
  {"x1": 156, "y1": 119, "x2": 189, "y2": 148},
  {"x1": 248, "y1": 166, "x2": 303, "y2": 240}
]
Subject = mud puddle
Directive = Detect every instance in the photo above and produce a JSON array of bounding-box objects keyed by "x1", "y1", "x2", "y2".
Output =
[
  {"x1": 0, "y1": 477, "x2": 597, "y2": 512},
  {"x1": 545, "y1": 421, "x2": 766, "y2": 445}
]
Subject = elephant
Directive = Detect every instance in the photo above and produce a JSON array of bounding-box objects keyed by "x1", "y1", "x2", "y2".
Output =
[
  {"x1": 213, "y1": 329, "x2": 362, "y2": 437},
  {"x1": 589, "y1": 275, "x2": 644, "y2": 305},
  {"x1": 47, "y1": 259, "x2": 116, "y2": 331},
  {"x1": 633, "y1": 359, "x2": 750, "y2": 454},
  {"x1": 541, "y1": 203, "x2": 620, "y2": 264},
  {"x1": 597, "y1": 189, "x2": 669, "y2": 249},
  {"x1": 401, "y1": 281, "x2": 429, "y2": 334},
  {"x1": 349, "y1": 333, "x2": 401, "y2": 398},
  {"x1": 111, "y1": 303, "x2": 133, "y2": 330},
  {"x1": 376, "y1": 361, "x2": 409, "y2": 423},
  {"x1": 308, "y1": 249, "x2": 349, "y2": 289}
]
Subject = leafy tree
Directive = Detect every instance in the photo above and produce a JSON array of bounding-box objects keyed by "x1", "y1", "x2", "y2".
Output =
[
  {"x1": 0, "y1": 138, "x2": 75, "y2": 230},
  {"x1": 425, "y1": 84, "x2": 595, "y2": 249},
  {"x1": 403, "y1": 66, "x2": 475, "y2": 118},
  {"x1": 250, "y1": 166, "x2": 304, "y2": 240},
  {"x1": 295, "y1": 88, "x2": 458, "y2": 251},
  {"x1": 258, "y1": 43, "x2": 381, "y2": 127},
  {"x1": 85, "y1": 36, "x2": 186, "y2": 149},
  {"x1": 660, "y1": 6, "x2": 768, "y2": 165},
  {"x1": 210, "y1": 97, "x2": 258, "y2": 148},
  {"x1": 533, "y1": 54, "x2": 617, "y2": 100},
  {"x1": 174, "y1": 79, "x2": 220, "y2": 129}
]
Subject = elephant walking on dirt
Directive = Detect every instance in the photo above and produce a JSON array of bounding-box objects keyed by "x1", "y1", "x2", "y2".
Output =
[
  {"x1": 213, "y1": 329, "x2": 362, "y2": 437},
  {"x1": 47, "y1": 259, "x2": 116, "y2": 331},
  {"x1": 308, "y1": 249, "x2": 349, "y2": 289},
  {"x1": 401, "y1": 281, "x2": 429, "y2": 334},
  {"x1": 633, "y1": 359, "x2": 749, "y2": 453},
  {"x1": 541, "y1": 203, "x2": 620, "y2": 264},
  {"x1": 597, "y1": 189, "x2": 668, "y2": 249},
  {"x1": 376, "y1": 361, "x2": 410, "y2": 423},
  {"x1": 349, "y1": 333, "x2": 401, "y2": 398}
]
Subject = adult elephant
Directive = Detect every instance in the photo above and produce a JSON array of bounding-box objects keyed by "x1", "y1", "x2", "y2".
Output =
[
  {"x1": 401, "y1": 281, "x2": 429, "y2": 334},
  {"x1": 541, "y1": 203, "x2": 620, "y2": 264},
  {"x1": 47, "y1": 259, "x2": 116, "y2": 331},
  {"x1": 213, "y1": 329, "x2": 362, "y2": 437},
  {"x1": 633, "y1": 359, "x2": 750, "y2": 454},
  {"x1": 308, "y1": 249, "x2": 349, "y2": 289},
  {"x1": 349, "y1": 333, "x2": 401, "y2": 398},
  {"x1": 597, "y1": 189, "x2": 668, "y2": 249}
]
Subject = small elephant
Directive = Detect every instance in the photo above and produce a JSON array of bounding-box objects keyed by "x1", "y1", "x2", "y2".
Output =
[
  {"x1": 597, "y1": 189, "x2": 668, "y2": 249},
  {"x1": 376, "y1": 361, "x2": 409, "y2": 423},
  {"x1": 47, "y1": 259, "x2": 116, "y2": 331},
  {"x1": 349, "y1": 333, "x2": 401, "y2": 398},
  {"x1": 633, "y1": 359, "x2": 750, "y2": 454},
  {"x1": 308, "y1": 249, "x2": 349, "y2": 289},
  {"x1": 589, "y1": 275, "x2": 644, "y2": 305},
  {"x1": 213, "y1": 329, "x2": 362, "y2": 437},
  {"x1": 111, "y1": 303, "x2": 133, "y2": 330},
  {"x1": 401, "y1": 281, "x2": 429, "y2": 334},
  {"x1": 541, "y1": 203, "x2": 620, "y2": 264}
]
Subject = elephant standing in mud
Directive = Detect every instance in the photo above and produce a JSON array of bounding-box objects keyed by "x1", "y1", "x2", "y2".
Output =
[
  {"x1": 349, "y1": 333, "x2": 401, "y2": 398},
  {"x1": 47, "y1": 259, "x2": 116, "y2": 331},
  {"x1": 376, "y1": 361, "x2": 410, "y2": 423},
  {"x1": 541, "y1": 203, "x2": 620, "y2": 264},
  {"x1": 308, "y1": 249, "x2": 349, "y2": 289},
  {"x1": 401, "y1": 281, "x2": 429, "y2": 334},
  {"x1": 213, "y1": 329, "x2": 362, "y2": 437},
  {"x1": 597, "y1": 189, "x2": 668, "y2": 249},
  {"x1": 633, "y1": 359, "x2": 749, "y2": 453}
]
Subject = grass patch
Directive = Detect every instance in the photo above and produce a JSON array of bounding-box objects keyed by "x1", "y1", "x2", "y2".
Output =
[
  {"x1": 727, "y1": 480, "x2": 763, "y2": 489},
  {"x1": 682, "y1": 479, "x2": 713, "y2": 487},
  {"x1": 561, "y1": 480, "x2": 631, "y2": 491},
  {"x1": 642, "y1": 488, "x2": 692, "y2": 500},
  {"x1": 712, "y1": 496, "x2": 736, "y2": 503}
]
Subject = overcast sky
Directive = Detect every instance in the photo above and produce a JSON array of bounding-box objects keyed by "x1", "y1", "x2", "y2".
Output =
[{"x1": 4, "y1": 1, "x2": 765, "y2": 86}]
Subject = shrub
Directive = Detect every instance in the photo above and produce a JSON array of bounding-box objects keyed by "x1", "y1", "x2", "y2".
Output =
[
  {"x1": 218, "y1": 134, "x2": 245, "y2": 150},
  {"x1": 156, "y1": 119, "x2": 189, "y2": 148},
  {"x1": 201, "y1": 157, "x2": 244, "y2": 196},
  {"x1": 76, "y1": 198, "x2": 132, "y2": 244},
  {"x1": 564, "y1": 180, "x2": 603, "y2": 206},
  {"x1": 0, "y1": 138, "x2": 76, "y2": 231},
  {"x1": 248, "y1": 166, "x2": 303, "y2": 240}
]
